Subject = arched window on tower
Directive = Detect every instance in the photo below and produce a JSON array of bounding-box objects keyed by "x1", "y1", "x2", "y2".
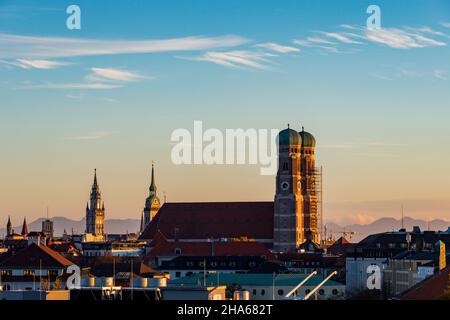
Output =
[{"x1": 282, "y1": 162, "x2": 288, "y2": 171}]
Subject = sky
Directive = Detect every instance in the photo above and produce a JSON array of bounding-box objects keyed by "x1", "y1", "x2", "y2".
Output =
[{"x1": 1, "y1": 0, "x2": 450, "y2": 227}]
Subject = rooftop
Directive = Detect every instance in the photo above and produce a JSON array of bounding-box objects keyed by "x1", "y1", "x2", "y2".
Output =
[
  {"x1": 169, "y1": 273, "x2": 343, "y2": 287},
  {"x1": 139, "y1": 201, "x2": 274, "y2": 241}
]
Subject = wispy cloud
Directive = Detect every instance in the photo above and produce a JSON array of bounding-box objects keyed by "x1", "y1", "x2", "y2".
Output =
[
  {"x1": 186, "y1": 50, "x2": 275, "y2": 70},
  {"x1": 66, "y1": 94, "x2": 84, "y2": 99},
  {"x1": 321, "y1": 32, "x2": 363, "y2": 44},
  {"x1": 441, "y1": 22, "x2": 450, "y2": 28},
  {"x1": 255, "y1": 42, "x2": 300, "y2": 53},
  {"x1": 0, "y1": 59, "x2": 69, "y2": 69},
  {"x1": 0, "y1": 33, "x2": 248, "y2": 59},
  {"x1": 86, "y1": 67, "x2": 150, "y2": 82},
  {"x1": 365, "y1": 28, "x2": 446, "y2": 49},
  {"x1": 64, "y1": 131, "x2": 113, "y2": 141},
  {"x1": 369, "y1": 73, "x2": 394, "y2": 81},
  {"x1": 434, "y1": 70, "x2": 448, "y2": 80},
  {"x1": 296, "y1": 25, "x2": 447, "y2": 53},
  {"x1": 292, "y1": 38, "x2": 338, "y2": 53},
  {"x1": 25, "y1": 83, "x2": 122, "y2": 90}
]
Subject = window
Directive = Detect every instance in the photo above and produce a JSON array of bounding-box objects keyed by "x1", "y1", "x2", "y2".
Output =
[
  {"x1": 174, "y1": 248, "x2": 182, "y2": 255},
  {"x1": 261, "y1": 289, "x2": 265, "y2": 296},
  {"x1": 282, "y1": 162, "x2": 288, "y2": 171},
  {"x1": 23, "y1": 270, "x2": 35, "y2": 276},
  {"x1": 332, "y1": 289, "x2": 338, "y2": 295},
  {"x1": 305, "y1": 289, "x2": 311, "y2": 295},
  {"x1": 319, "y1": 289, "x2": 325, "y2": 295},
  {"x1": 0, "y1": 270, "x2": 11, "y2": 276},
  {"x1": 175, "y1": 272, "x2": 181, "y2": 278},
  {"x1": 278, "y1": 289, "x2": 284, "y2": 296},
  {"x1": 48, "y1": 270, "x2": 58, "y2": 277}
]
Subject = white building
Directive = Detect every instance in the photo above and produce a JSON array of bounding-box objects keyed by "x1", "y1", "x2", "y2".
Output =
[{"x1": 0, "y1": 243, "x2": 75, "y2": 291}]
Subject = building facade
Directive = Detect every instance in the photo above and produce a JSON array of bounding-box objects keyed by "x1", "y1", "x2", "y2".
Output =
[
  {"x1": 139, "y1": 125, "x2": 320, "y2": 254},
  {"x1": 85, "y1": 169, "x2": 105, "y2": 242},
  {"x1": 141, "y1": 164, "x2": 161, "y2": 233}
]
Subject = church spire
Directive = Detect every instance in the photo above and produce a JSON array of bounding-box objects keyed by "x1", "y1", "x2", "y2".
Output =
[
  {"x1": 21, "y1": 217, "x2": 28, "y2": 235},
  {"x1": 93, "y1": 168, "x2": 98, "y2": 186},
  {"x1": 6, "y1": 215, "x2": 12, "y2": 236},
  {"x1": 140, "y1": 210, "x2": 145, "y2": 233},
  {"x1": 149, "y1": 162, "x2": 156, "y2": 195}
]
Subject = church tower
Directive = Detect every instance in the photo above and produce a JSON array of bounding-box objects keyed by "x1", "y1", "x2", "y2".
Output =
[
  {"x1": 299, "y1": 127, "x2": 320, "y2": 243},
  {"x1": 6, "y1": 216, "x2": 12, "y2": 237},
  {"x1": 85, "y1": 169, "x2": 105, "y2": 241},
  {"x1": 273, "y1": 125, "x2": 304, "y2": 253},
  {"x1": 142, "y1": 163, "x2": 160, "y2": 232}
]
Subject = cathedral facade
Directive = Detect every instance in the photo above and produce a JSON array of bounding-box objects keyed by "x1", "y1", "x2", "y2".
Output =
[
  {"x1": 139, "y1": 125, "x2": 320, "y2": 253},
  {"x1": 273, "y1": 126, "x2": 319, "y2": 252}
]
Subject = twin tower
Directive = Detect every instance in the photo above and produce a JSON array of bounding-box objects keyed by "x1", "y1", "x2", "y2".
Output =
[
  {"x1": 274, "y1": 126, "x2": 319, "y2": 252},
  {"x1": 85, "y1": 125, "x2": 319, "y2": 253}
]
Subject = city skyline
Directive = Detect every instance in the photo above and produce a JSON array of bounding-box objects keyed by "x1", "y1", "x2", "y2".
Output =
[{"x1": 1, "y1": 0, "x2": 450, "y2": 225}]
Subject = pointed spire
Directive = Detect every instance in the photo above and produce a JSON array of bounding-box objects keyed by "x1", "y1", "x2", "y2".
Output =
[
  {"x1": 6, "y1": 215, "x2": 12, "y2": 236},
  {"x1": 21, "y1": 217, "x2": 28, "y2": 235},
  {"x1": 91, "y1": 168, "x2": 101, "y2": 196},
  {"x1": 149, "y1": 162, "x2": 156, "y2": 194},
  {"x1": 140, "y1": 211, "x2": 145, "y2": 233},
  {"x1": 93, "y1": 168, "x2": 98, "y2": 186}
]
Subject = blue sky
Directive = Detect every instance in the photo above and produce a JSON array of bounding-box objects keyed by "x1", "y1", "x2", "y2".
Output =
[{"x1": 1, "y1": 0, "x2": 450, "y2": 226}]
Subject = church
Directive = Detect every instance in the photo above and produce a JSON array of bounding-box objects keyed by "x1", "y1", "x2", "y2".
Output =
[{"x1": 139, "y1": 125, "x2": 320, "y2": 253}]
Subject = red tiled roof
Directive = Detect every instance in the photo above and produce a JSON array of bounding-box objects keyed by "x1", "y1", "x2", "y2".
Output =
[
  {"x1": 49, "y1": 243, "x2": 81, "y2": 254},
  {"x1": 399, "y1": 266, "x2": 450, "y2": 300},
  {"x1": 139, "y1": 202, "x2": 274, "y2": 241},
  {"x1": 0, "y1": 243, "x2": 75, "y2": 269},
  {"x1": 145, "y1": 230, "x2": 275, "y2": 261},
  {"x1": 327, "y1": 237, "x2": 353, "y2": 256}
]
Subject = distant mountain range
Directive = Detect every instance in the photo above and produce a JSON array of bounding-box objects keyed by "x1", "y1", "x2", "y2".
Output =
[
  {"x1": 0, "y1": 217, "x2": 141, "y2": 238},
  {"x1": 1, "y1": 216, "x2": 449, "y2": 243},
  {"x1": 324, "y1": 217, "x2": 450, "y2": 242}
]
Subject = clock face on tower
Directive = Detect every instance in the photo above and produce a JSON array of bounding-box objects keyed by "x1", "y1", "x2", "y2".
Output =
[{"x1": 281, "y1": 181, "x2": 290, "y2": 191}]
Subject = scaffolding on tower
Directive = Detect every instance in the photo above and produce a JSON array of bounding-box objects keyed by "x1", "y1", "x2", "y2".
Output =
[{"x1": 313, "y1": 166, "x2": 323, "y2": 246}]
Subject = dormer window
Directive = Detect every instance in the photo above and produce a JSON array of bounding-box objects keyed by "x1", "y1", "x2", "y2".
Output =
[{"x1": 174, "y1": 248, "x2": 182, "y2": 255}]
